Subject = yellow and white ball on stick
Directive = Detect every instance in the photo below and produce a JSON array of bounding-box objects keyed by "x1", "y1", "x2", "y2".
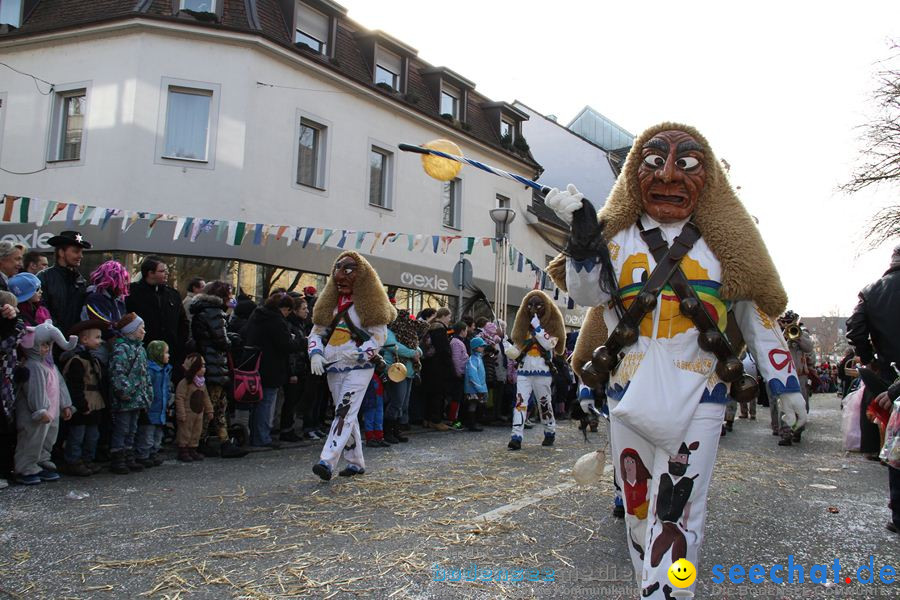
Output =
[{"x1": 421, "y1": 139, "x2": 463, "y2": 181}]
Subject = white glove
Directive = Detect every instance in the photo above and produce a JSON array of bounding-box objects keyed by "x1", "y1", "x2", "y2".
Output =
[
  {"x1": 544, "y1": 184, "x2": 584, "y2": 225},
  {"x1": 778, "y1": 392, "x2": 808, "y2": 429},
  {"x1": 504, "y1": 341, "x2": 521, "y2": 360},
  {"x1": 339, "y1": 347, "x2": 363, "y2": 362},
  {"x1": 580, "y1": 399, "x2": 596, "y2": 415},
  {"x1": 530, "y1": 315, "x2": 542, "y2": 330},
  {"x1": 310, "y1": 354, "x2": 326, "y2": 376}
]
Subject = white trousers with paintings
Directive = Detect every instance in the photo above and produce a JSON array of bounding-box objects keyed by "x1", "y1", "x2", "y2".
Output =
[
  {"x1": 609, "y1": 400, "x2": 724, "y2": 598},
  {"x1": 319, "y1": 368, "x2": 373, "y2": 471},
  {"x1": 510, "y1": 375, "x2": 555, "y2": 440}
]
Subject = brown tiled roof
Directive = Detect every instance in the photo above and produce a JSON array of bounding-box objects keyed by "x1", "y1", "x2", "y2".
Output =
[{"x1": 7, "y1": 0, "x2": 539, "y2": 172}]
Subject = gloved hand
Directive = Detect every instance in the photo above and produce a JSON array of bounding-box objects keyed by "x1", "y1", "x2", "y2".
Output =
[
  {"x1": 339, "y1": 347, "x2": 364, "y2": 362},
  {"x1": 530, "y1": 315, "x2": 542, "y2": 331},
  {"x1": 310, "y1": 354, "x2": 326, "y2": 376},
  {"x1": 504, "y1": 341, "x2": 521, "y2": 360},
  {"x1": 778, "y1": 392, "x2": 807, "y2": 429},
  {"x1": 544, "y1": 184, "x2": 584, "y2": 225}
]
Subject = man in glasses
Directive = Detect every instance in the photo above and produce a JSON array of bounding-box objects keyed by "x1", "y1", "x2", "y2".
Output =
[
  {"x1": 126, "y1": 256, "x2": 190, "y2": 370},
  {"x1": 308, "y1": 252, "x2": 396, "y2": 480},
  {"x1": 546, "y1": 123, "x2": 805, "y2": 598}
]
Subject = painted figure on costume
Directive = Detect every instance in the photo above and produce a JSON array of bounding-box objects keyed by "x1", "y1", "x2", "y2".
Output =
[
  {"x1": 309, "y1": 251, "x2": 396, "y2": 480},
  {"x1": 547, "y1": 122, "x2": 807, "y2": 598},
  {"x1": 503, "y1": 290, "x2": 565, "y2": 450}
]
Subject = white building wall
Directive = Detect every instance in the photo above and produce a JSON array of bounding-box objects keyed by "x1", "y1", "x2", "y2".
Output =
[
  {"x1": 0, "y1": 22, "x2": 551, "y2": 303},
  {"x1": 514, "y1": 101, "x2": 617, "y2": 207}
]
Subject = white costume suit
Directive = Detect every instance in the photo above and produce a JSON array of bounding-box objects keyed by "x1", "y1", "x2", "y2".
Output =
[
  {"x1": 505, "y1": 321, "x2": 558, "y2": 443},
  {"x1": 567, "y1": 214, "x2": 805, "y2": 597},
  {"x1": 309, "y1": 302, "x2": 387, "y2": 472}
]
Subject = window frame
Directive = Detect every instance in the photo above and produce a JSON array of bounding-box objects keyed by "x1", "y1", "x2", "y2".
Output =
[
  {"x1": 294, "y1": 1, "x2": 331, "y2": 55},
  {"x1": 154, "y1": 77, "x2": 220, "y2": 170},
  {"x1": 500, "y1": 117, "x2": 515, "y2": 142},
  {"x1": 374, "y1": 45, "x2": 403, "y2": 92},
  {"x1": 441, "y1": 177, "x2": 462, "y2": 230},
  {"x1": 179, "y1": 0, "x2": 217, "y2": 12},
  {"x1": 440, "y1": 83, "x2": 461, "y2": 120},
  {"x1": 496, "y1": 193, "x2": 510, "y2": 209},
  {"x1": 366, "y1": 142, "x2": 395, "y2": 211},
  {"x1": 45, "y1": 81, "x2": 90, "y2": 168},
  {"x1": 291, "y1": 110, "x2": 331, "y2": 196},
  {"x1": 0, "y1": 0, "x2": 23, "y2": 27}
]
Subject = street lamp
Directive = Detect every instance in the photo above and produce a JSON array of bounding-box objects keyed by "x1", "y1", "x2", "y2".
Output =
[{"x1": 489, "y1": 207, "x2": 516, "y2": 326}]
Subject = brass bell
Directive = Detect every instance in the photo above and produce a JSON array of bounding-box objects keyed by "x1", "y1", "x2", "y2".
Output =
[
  {"x1": 730, "y1": 374, "x2": 759, "y2": 402},
  {"x1": 636, "y1": 291, "x2": 657, "y2": 311},
  {"x1": 581, "y1": 361, "x2": 603, "y2": 388},
  {"x1": 715, "y1": 356, "x2": 743, "y2": 383},
  {"x1": 698, "y1": 330, "x2": 723, "y2": 353},
  {"x1": 614, "y1": 323, "x2": 639, "y2": 347},
  {"x1": 592, "y1": 346, "x2": 615, "y2": 372},
  {"x1": 680, "y1": 297, "x2": 701, "y2": 317}
]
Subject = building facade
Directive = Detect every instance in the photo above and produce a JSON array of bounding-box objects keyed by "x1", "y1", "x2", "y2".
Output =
[{"x1": 0, "y1": 0, "x2": 558, "y2": 317}]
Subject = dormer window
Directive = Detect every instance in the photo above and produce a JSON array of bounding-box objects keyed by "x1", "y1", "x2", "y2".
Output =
[
  {"x1": 295, "y1": 2, "x2": 330, "y2": 54},
  {"x1": 180, "y1": 0, "x2": 216, "y2": 12},
  {"x1": 374, "y1": 46, "x2": 402, "y2": 91},
  {"x1": 0, "y1": 0, "x2": 23, "y2": 28},
  {"x1": 500, "y1": 117, "x2": 515, "y2": 142},
  {"x1": 440, "y1": 84, "x2": 460, "y2": 120}
]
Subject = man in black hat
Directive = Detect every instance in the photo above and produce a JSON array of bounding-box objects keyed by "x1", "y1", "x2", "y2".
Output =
[{"x1": 38, "y1": 231, "x2": 90, "y2": 337}]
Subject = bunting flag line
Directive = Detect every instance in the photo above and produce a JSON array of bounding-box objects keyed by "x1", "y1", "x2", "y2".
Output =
[
  {"x1": 65, "y1": 203, "x2": 77, "y2": 227},
  {"x1": 79, "y1": 206, "x2": 95, "y2": 226},
  {"x1": 302, "y1": 227, "x2": 315, "y2": 248},
  {"x1": 319, "y1": 228, "x2": 334, "y2": 249},
  {"x1": 227, "y1": 221, "x2": 246, "y2": 246}
]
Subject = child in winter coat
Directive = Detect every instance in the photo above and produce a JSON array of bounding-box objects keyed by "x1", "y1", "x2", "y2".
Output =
[
  {"x1": 108, "y1": 313, "x2": 153, "y2": 475},
  {"x1": 362, "y1": 375, "x2": 387, "y2": 448},
  {"x1": 448, "y1": 322, "x2": 470, "y2": 429},
  {"x1": 60, "y1": 319, "x2": 109, "y2": 477},
  {"x1": 14, "y1": 321, "x2": 77, "y2": 485},
  {"x1": 463, "y1": 337, "x2": 489, "y2": 432},
  {"x1": 138, "y1": 340, "x2": 172, "y2": 467},
  {"x1": 175, "y1": 353, "x2": 213, "y2": 462},
  {"x1": 8, "y1": 273, "x2": 50, "y2": 327}
]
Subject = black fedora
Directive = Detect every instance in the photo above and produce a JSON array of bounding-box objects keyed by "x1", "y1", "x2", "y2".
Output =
[{"x1": 47, "y1": 230, "x2": 92, "y2": 249}]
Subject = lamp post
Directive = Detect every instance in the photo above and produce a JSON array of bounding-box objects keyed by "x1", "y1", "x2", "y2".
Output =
[{"x1": 489, "y1": 207, "x2": 516, "y2": 326}]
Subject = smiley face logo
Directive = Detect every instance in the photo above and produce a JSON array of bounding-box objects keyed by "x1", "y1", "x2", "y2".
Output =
[{"x1": 668, "y1": 558, "x2": 696, "y2": 588}]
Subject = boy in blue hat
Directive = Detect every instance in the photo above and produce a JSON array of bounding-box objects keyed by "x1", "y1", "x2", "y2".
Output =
[
  {"x1": 7, "y1": 273, "x2": 49, "y2": 326},
  {"x1": 463, "y1": 337, "x2": 489, "y2": 432}
]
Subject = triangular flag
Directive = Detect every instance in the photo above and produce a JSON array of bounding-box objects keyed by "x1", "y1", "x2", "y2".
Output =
[
  {"x1": 252, "y1": 223, "x2": 264, "y2": 246},
  {"x1": 145, "y1": 214, "x2": 160, "y2": 239},
  {"x1": 65, "y1": 203, "x2": 77, "y2": 227},
  {"x1": 1, "y1": 195, "x2": 17, "y2": 222},
  {"x1": 517, "y1": 252, "x2": 524, "y2": 272},
  {"x1": 336, "y1": 230, "x2": 348, "y2": 249},
  {"x1": 227, "y1": 221, "x2": 246, "y2": 246},
  {"x1": 79, "y1": 206, "x2": 95, "y2": 226},
  {"x1": 369, "y1": 232, "x2": 382, "y2": 253},
  {"x1": 90, "y1": 206, "x2": 103, "y2": 226},
  {"x1": 431, "y1": 235, "x2": 439, "y2": 253},
  {"x1": 119, "y1": 210, "x2": 131, "y2": 231},
  {"x1": 173, "y1": 217, "x2": 187, "y2": 240},
  {"x1": 490, "y1": 239, "x2": 497, "y2": 254},
  {"x1": 407, "y1": 234, "x2": 415, "y2": 251},
  {"x1": 355, "y1": 231, "x2": 366, "y2": 250},
  {"x1": 465, "y1": 237, "x2": 475, "y2": 254},
  {"x1": 189, "y1": 219, "x2": 203, "y2": 242},
  {"x1": 216, "y1": 220, "x2": 227, "y2": 241},
  {"x1": 99, "y1": 209, "x2": 116, "y2": 230},
  {"x1": 302, "y1": 227, "x2": 315, "y2": 248},
  {"x1": 320, "y1": 229, "x2": 334, "y2": 248},
  {"x1": 41, "y1": 201, "x2": 58, "y2": 226}
]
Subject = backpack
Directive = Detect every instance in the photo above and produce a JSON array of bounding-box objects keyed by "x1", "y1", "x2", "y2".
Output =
[{"x1": 232, "y1": 347, "x2": 262, "y2": 405}]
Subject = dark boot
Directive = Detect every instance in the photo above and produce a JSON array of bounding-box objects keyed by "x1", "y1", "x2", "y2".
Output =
[
  {"x1": 466, "y1": 404, "x2": 484, "y2": 432},
  {"x1": 383, "y1": 420, "x2": 400, "y2": 444},
  {"x1": 135, "y1": 456, "x2": 156, "y2": 469},
  {"x1": 110, "y1": 451, "x2": 130, "y2": 474},
  {"x1": 541, "y1": 432, "x2": 555, "y2": 447},
  {"x1": 177, "y1": 447, "x2": 194, "y2": 462},
  {"x1": 189, "y1": 447, "x2": 205, "y2": 461},
  {"x1": 725, "y1": 420, "x2": 734, "y2": 432},
  {"x1": 62, "y1": 461, "x2": 92, "y2": 477},
  {"x1": 778, "y1": 426, "x2": 793, "y2": 446},
  {"x1": 150, "y1": 453, "x2": 164, "y2": 467},
  {"x1": 792, "y1": 429, "x2": 802, "y2": 443},
  {"x1": 394, "y1": 422, "x2": 409, "y2": 443},
  {"x1": 507, "y1": 437, "x2": 521, "y2": 451},
  {"x1": 125, "y1": 450, "x2": 144, "y2": 472}
]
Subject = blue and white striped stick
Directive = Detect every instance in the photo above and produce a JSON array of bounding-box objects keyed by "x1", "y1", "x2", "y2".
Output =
[{"x1": 399, "y1": 143, "x2": 550, "y2": 195}]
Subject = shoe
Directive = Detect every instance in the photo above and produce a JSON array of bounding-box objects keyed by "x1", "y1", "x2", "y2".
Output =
[
  {"x1": 37, "y1": 469, "x2": 60, "y2": 482},
  {"x1": 366, "y1": 439, "x2": 383, "y2": 448},
  {"x1": 0, "y1": 478, "x2": 7, "y2": 489},
  {"x1": 432, "y1": 422, "x2": 450, "y2": 432},
  {"x1": 136, "y1": 457, "x2": 156, "y2": 469},
  {"x1": 524, "y1": 419, "x2": 534, "y2": 430},
  {"x1": 314, "y1": 429, "x2": 328, "y2": 438},
  {"x1": 304, "y1": 431, "x2": 322, "y2": 441},
  {"x1": 189, "y1": 448, "x2": 205, "y2": 461},
  {"x1": 62, "y1": 462, "x2": 92, "y2": 477},
  {"x1": 772, "y1": 429, "x2": 779, "y2": 436},
  {"x1": 507, "y1": 437, "x2": 521, "y2": 451},
  {"x1": 589, "y1": 423, "x2": 598, "y2": 432},
  {"x1": 312, "y1": 461, "x2": 332, "y2": 481},
  {"x1": 279, "y1": 431, "x2": 302, "y2": 443},
  {"x1": 125, "y1": 451, "x2": 144, "y2": 472},
  {"x1": 110, "y1": 451, "x2": 131, "y2": 474},
  {"x1": 721, "y1": 425, "x2": 727, "y2": 437},
  {"x1": 177, "y1": 447, "x2": 194, "y2": 463},
  {"x1": 542, "y1": 433, "x2": 555, "y2": 447},
  {"x1": 394, "y1": 423, "x2": 409, "y2": 443},
  {"x1": 750, "y1": 415, "x2": 757, "y2": 420},
  {"x1": 150, "y1": 454, "x2": 164, "y2": 467},
  {"x1": 887, "y1": 522, "x2": 899, "y2": 534},
  {"x1": 792, "y1": 430, "x2": 802, "y2": 443},
  {"x1": 467, "y1": 423, "x2": 484, "y2": 432},
  {"x1": 15, "y1": 473, "x2": 41, "y2": 485},
  {"x1": 725, "y1": 420, "x2": 734, "y2": 432},
  {"x1": 383, "y1": 431, "x2": 400, "y2": 444},
  {"x1": 612, "y1": 504, "x2": 625, "y2": 519},
  {"x1": 778, "y1": 426, "x2": 793, "y2": 446},
  {"x1": 451, "y1": 421, "x2": 463, "y2": 430},
  {"x1": 85, "y1": 461, "x2": 105, "y2": 474},
  {"x1": 339, "y1": 465, "x2": 365, "y2": 477},
  {"x1": 739, "y1": 414, "x2": 748, "y2": 419}
]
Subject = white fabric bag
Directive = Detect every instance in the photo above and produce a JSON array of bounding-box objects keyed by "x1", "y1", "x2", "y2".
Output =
[
  {"x1": 841, "y1": 384, "x2": 864, "y2": 452},
  {"x1": 610, "y1": 339, "x2": 709, "y2": 456}
]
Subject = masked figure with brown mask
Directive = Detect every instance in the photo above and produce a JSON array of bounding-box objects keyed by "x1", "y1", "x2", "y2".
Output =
[
  {"x1": 503, "y1": 290, "x2": 565, "y2": 450},
  {"x1": 309, "y1": 252, "x2": 396, "y2": 480},
  {"x1": 546, "y1": 123, "x2": 806, "y2": 598}
]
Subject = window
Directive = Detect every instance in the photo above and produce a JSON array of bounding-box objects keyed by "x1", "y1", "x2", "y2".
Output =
[
  {"x1": 0, "y1": 0, "x2": 23, "y2": 27},
  {"x1": 163, "y1": 87, "x2": 212, "y2": 161},
  {"x1": 496, "y1": 194, "x2": 510, "y2": 209},
  {"x1": 369, "y1": 146, "x2": 392, "y2": 209},
  {"x1": 374, "y1": 47, "x2": 402, "y2": 91},
  {"x1": 295, "y1": 2, "x2": 329, "y2": 54},
  {"x1": 442, "y1": 178, "x2": 461, "y2": 229},
  {"x1": 500, "y1": 118, "x2": 515, "y2": 141},
  {"x1": 297, "y1": 118, "x2": 327, "y2": 189},
  {"x1": 48, "y1": 89, "x2": 86, "y2": 162},
  {"x1": 440, "y1": 87, "x2": 459, "y2": 119},
  {"x1": 180, "y1": 0, "x2": 216, "y2": 12}
]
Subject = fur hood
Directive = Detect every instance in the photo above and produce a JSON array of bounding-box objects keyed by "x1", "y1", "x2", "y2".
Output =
[
  {"x1": 510, "y1": 290, "x2": 565, "y2": 355},
  {"x1": 312, "y1": 251, "x2": 397, "y2": 328},
  {"x1": 549, "y1": 121, "x2": 787, "y2": 318},
  {"x1": 189, "y1": 294, "x2": 224, "y2": 313}
]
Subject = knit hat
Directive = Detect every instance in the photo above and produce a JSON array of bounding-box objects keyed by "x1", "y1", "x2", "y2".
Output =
[
  {"x1": 147, "y1": 340, "x2": 169, "y2": 363},
  {"x1": 7, "y1": 272, "x2": 40, "y2": 303},
  {"x1": 303, "y1": 286, "x2": 317, "y2": 296},
  {"x1": 115, "y1": 312, "x2": 144, "y2": 336},
  {"x1": 470, "y1": 336, "x2": 488, "y2": 350}
]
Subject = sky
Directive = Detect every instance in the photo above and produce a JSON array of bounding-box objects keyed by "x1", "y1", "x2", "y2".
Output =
[{"x1": 338, "y1": 0, "x2": 899, "y2": 317}]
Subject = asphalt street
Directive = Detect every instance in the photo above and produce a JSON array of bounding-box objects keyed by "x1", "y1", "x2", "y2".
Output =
[{"x1": 0, "y1": 393, "x2": 897, "y2": 599}]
